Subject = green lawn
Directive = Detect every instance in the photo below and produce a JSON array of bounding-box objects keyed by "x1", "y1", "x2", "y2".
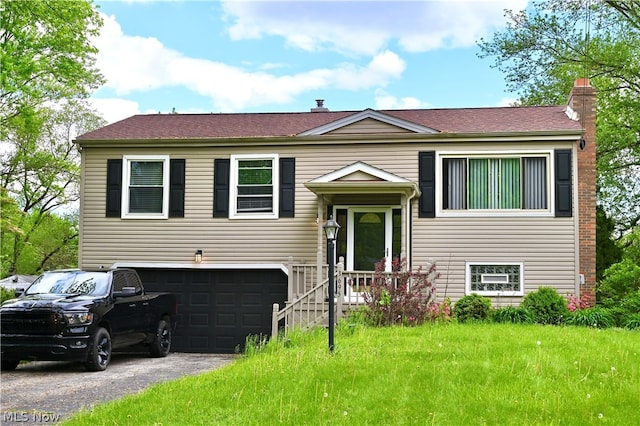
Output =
[{"x1": 65, "y1": 323, "x2": 639, "y2": 425}]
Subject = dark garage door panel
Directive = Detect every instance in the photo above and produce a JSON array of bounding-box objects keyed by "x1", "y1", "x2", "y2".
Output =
[{"x1": 137, "y1": 269, "x2": 287, "y2": 353}]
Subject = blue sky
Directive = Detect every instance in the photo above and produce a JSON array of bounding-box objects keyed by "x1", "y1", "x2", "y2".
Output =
[{"x1": 90, "y1": 0, "x2": 529, "y2": 124}]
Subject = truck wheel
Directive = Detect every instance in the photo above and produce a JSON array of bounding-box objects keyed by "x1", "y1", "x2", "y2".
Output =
[
  {"x1": 149, "y1": 319, "x2": 171, "y2": 357},
  {"x1": 86, "y1": 327, "x2": 112, "y2": 371},
  {"x1": 1, "y1": 359, "x2": 19, "y2": 371}
]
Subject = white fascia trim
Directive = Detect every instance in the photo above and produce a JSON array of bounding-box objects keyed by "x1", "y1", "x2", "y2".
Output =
[
  {"x1": 111, "y1": 262, "x2": 289, "y2": 275},
  {"x1": 310, "y1": 161, "x2": 410, "y2": 183},
  {"x1": 298, "y1": 109, "x2": 439, "y2": 135}
]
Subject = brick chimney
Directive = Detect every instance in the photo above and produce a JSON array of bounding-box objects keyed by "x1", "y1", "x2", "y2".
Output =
[{"x1": 567, "y1": 78, "x2": 597, "y2": 304}]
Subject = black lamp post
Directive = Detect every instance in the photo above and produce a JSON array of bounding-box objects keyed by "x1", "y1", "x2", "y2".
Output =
[{"x1": 323, "y1": 215, "x2": 341, "y2": 352}]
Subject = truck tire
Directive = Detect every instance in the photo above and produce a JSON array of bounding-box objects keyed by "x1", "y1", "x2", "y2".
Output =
[
  {"x1": 85, "y1": 327, "x2": 112, "y2": 371},
  {"x1": 1, "y1": 359, "x2": 19, "y2": 371},
  {"x1": 149, "y1": 319, "x2": 171, "y2": 357}
]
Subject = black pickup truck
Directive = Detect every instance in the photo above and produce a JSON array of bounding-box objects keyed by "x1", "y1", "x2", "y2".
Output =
[{"x1": 0, "y1": 268, "x2": 176, "y2": 372}]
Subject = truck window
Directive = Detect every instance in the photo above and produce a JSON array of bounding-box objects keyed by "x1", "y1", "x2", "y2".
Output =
[
  {"x1": 123, "y1": 271, "x2": 143, "y2": 294},
  {"x1": 25, "y1": 271, "x2": 110, "y2": 296},
  {"x1": 112, "y1": 272, "x2": 129, "y2": 293}
]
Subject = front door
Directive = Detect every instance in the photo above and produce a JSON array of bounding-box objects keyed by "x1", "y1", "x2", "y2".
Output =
[
  {"x1": 333, "y1": 206, "x2": 401, "y2": 272},
  {"x1": 350, "y1": 208, "x2": 391, "y2": 271}
]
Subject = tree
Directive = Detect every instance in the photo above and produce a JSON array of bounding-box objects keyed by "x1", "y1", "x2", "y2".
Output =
[
  {"x1": 596, "y1": 205, "x2": 622, "y2": 282},
  {"x1": 0, "y1": 0, "x2": 104, "y2": 132},
  {"x1": 1, "y1": 100, "x2": 105, "y2": 276},
  {"x1": 0, "y1": 0, "x2": 105, "y2": 276},
  {"x1": 477, "y1": 0, "x2": 640, "y2": 236}
]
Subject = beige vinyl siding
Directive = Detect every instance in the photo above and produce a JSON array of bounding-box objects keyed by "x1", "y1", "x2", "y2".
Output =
[
  {"x1": 412, "y1": 213, "x2": 577, "y2": 305},
  {"x1": 79, "y1": 138, "x2": 578, "y2": 304},
  {"x1": 326, "y1": 118, "x2": 413, "y2": 134}
]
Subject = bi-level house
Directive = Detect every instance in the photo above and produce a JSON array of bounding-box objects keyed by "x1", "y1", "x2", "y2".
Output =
[{"x1": 75, "y1": 79, "x2": 596, "y2": 353}]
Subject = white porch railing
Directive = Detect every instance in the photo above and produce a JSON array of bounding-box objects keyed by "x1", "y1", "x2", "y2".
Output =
[
  {"x1": 272, "y1": 256, "x2": 440, "y2": 338},
  {"x1": 272, "y1": 260, "x2": 343, "y2": 338},
  {"x1": 272, "y1": 260, "x2": 412, "y2": 338}
]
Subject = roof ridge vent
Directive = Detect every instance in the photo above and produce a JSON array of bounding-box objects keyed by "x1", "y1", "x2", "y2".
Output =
[{"x1": 311, "y1": 99, "x2": 329, "y2": 112}]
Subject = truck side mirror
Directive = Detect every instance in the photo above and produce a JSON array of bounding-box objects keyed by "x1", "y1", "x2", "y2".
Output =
[{"x1": 114, "y1": 286, "x2": 137, "y2": 298}]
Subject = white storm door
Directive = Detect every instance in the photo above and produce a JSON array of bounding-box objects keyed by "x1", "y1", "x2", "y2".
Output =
[{"x1": 347, "y1": 207, "x2": 393, "y2": 272}]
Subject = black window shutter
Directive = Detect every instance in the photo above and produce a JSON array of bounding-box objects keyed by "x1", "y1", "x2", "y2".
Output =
[
  {"x1": 554, "y1": 149, "x2": 573, "y2": 217},
  {"x1": 169, "y1": 159, "x2": 185, "y2": 217},
  {"x1": 418, "y1": 151, "x2": 436, "y2": 218},
  {"x1": 213, "y1": 158, "x2": 230, "y2": 218},
  {"x1": 106, "y1": 159, "x2": 122, "y2": 217},
  {"x1": 279, "y1": 157, "x2": 295, "y2": 218}
]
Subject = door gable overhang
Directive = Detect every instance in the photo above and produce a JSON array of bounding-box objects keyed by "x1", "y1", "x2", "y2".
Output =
[{"x1": 305, "y1": 161, "x2": 420, "y2": 198}]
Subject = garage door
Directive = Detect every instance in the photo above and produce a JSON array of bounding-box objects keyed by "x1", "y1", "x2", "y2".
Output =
[{"x1": 136, "y1": 268, "x2": 287, "y2": 353}]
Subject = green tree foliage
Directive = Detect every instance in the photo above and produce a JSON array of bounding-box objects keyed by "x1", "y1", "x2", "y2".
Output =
[
  {"x1": 1, "y1": 209, "x2": 78, "y2": 276},
  {"x1": 0, "y1": 1, "x2": 105, "y2": 277},
  {"x1": 598, "y1": 228, "x2": 640, "y2": 305},
  {"x1": 596, "y1": 206, "x2": 623, "y2": 281},
  {"x1": 1, "y1": 101, "x2": 104, "y2": 276},
  {"x1": 0, "y1": 0, "x2": 104, "y2": 132},
  {"x1": 478, "y1": 0, "x2": 640, "y2": 236}
]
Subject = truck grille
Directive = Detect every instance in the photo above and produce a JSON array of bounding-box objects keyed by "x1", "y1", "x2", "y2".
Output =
[{"x1": 0, "y1": 310, "x2": 66, "y2": 335}]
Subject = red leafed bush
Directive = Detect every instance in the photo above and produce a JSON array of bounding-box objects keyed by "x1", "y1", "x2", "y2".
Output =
[{"x1": 362, "y1": 257, "x2": 438, "y2": 326}]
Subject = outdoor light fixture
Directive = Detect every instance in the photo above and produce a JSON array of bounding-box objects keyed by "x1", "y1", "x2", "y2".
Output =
[
  {"x1": 194, "y1": 250, "x2": 203, "y2": 263},
  {"x1": 323, "y1": 215, "x2": 341, "y2": 242},
  {"x1": 323, "y1": 215, "x2": 341, "y2": 352},
  {"x1": 579, "y1": 138, "x2": 587, "y2": 150}
]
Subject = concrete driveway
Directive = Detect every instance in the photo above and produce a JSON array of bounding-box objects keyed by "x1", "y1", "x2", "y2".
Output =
[{"x1": 0, "y1": 352, "x2": 236, "y2": 424}]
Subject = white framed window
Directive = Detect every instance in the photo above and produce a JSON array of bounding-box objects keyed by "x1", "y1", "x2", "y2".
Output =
[
  {"x1": 122, "y1": 155, "x2": 170, "y2": 219},
  {"x1": 229, "y1": 154, "x2": 279, "y2": 219},
  {"x1": 465, "y1": 262, "x2": 524, "y2": 296},
  {"x1": 441, "y1": 152, "x2": 550, "y2": 215}
]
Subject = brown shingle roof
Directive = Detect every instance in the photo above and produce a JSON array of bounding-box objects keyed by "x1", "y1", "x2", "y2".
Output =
[{"x1": 76, "y1": 105, "x2": 581, "y2": 141}]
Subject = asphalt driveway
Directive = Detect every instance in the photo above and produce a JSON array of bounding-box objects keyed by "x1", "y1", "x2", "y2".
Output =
[{"x1": 0, "y1": 352, "x2": 236, "y2": 424}]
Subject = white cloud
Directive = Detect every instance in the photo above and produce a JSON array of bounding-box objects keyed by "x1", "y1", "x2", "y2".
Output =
[
  {"x1": 374, "y1": 89, "x2": 431, "y2": 110},
  {"x1": 222, "y1": 0, "x2": 529, "y2": 56},
  {"x1": 496, "y1": 96, "x2": 519, "y2": 107},
  {"x1": 88, "y1": 98, "x2": 141, "y2": 124},
  {"x1": 93, "y1": 14, "x2": 405, "y2": 112}
]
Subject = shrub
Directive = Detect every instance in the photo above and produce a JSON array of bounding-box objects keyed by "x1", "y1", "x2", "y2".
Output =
[
  {"x1": 492, "y1": 306, "x2": 534, "y2": 324},
  {"x1": 604, "y1": 290, "x2": 640, "y2": 326},
  {"x1": 453, "y1": 294, "x2": 491, "y2": 323},
  {"x1": 521, "y1": 287, "x2": 569, "y2": 325},
  {"x1": 597, "y1": 258, "x2": 640, "y2": 305},
  {"x1": 361, "y1": 257, "x2": 437, "y2": 326},
  {"x1": 619, "y1": 289, "x2": 640, "y2": 314},
  {"x1": 623, "y1": 313, "x2": 640, "y2": 330},
  {"x1": 606, "y1": 306, "x2": 630, "y2": 327},
  {"x1": 427, "y1": 297, "x2": 452, "y2": 323},
  {"x1": 567, "y1": 293, "x2": 592, "y2": 311},
  {"x1": 566, "y1": 307, "x2": 615, "y2": 328},
  {"x1": 0, "y1": 287, "x2": 18, "y2": 304}
]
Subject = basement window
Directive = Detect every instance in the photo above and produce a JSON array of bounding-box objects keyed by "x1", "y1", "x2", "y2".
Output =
[{"x1": 466, "y1": 263, "x2": 524, "y2": 296}]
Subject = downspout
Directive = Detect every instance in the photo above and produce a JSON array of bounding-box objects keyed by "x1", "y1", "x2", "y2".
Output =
[{"x1": 406, "y1": 185, "x2": 420, "y2": 268}]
